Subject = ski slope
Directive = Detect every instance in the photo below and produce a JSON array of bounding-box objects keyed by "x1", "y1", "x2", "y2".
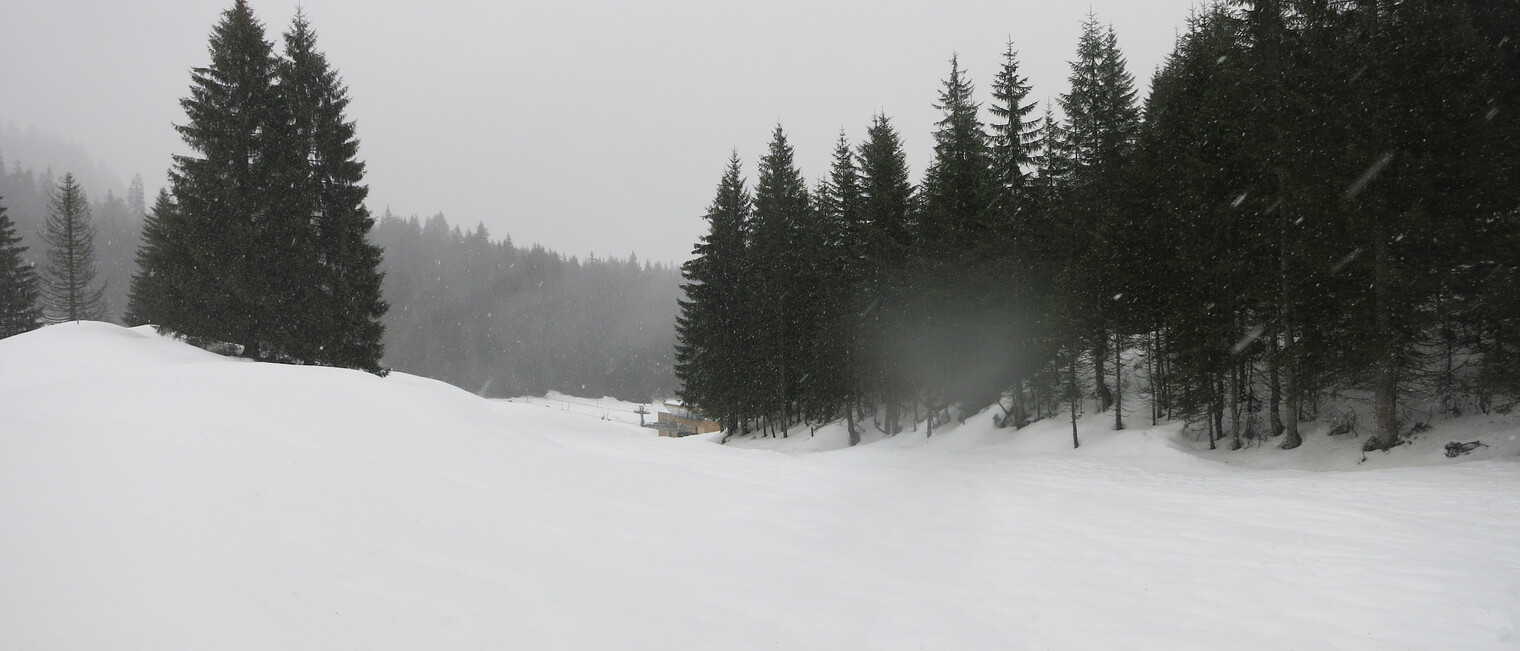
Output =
[{"x1": 2, "y1": 322, "x2": 1518, "y2": 649}]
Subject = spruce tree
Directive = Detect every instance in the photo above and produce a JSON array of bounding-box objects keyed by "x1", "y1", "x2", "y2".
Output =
[
  {"x1": 126, "y1": 190, "x2": 189, "y2": 329},
  {"x1": 921, "y1": 54, "x2": 995, "y2": 259},
  {"x1": 0, "y1": 197, "x2": 41, "y2": 337},
  {"x1": 126, "y1": 174, "x2": 146, "y2": 217},
  {"x1": 281, "y1": 11, "x2": 388, "y2": 372},
  {"x1": 814, "y1": 131, "x2": 867, "y2": 442},
  {"x1": 135, "y1": 1, "x2": 384, "y2": 371},
  {"x1": 748, "y1": 126, "x2": 814, "y2": 434},
  {"x1": 145, "y1": 0, "x2": 304, "y2": 357},
  {"x1": 40, "y1": 174, "x2": 107, "y2": 323},
  {"x1": 855, "y1": 114, "x2": 916, "y2": 434},
  {"x1": 988, "y1": 42, "x2": 1040, "y2": 217},
  {"x1": 675, "y1": 153, "x2": 753, "y2": 436},
  {"x1": 987, "y1": 42, "x2": 1048, "y2": 421},
  {"x1": 1057, "y1": 14, "x2": 1143, "y2": 428}
]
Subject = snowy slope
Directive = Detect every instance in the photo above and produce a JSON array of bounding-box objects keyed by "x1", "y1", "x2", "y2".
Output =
[{"x1": 2, "y1": 322, "x2": 1519, "y2": 650}]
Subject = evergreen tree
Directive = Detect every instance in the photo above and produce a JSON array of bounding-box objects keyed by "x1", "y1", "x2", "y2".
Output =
[
  {"x1": 126, "y1": 174, "x2": 146, "y2": 217},
  {"x1": 987, "y1": 42, "x2": 1048, "y2": 425},
  {"x1": 134, "y1": 1, "x2": 384, "y2": 372},
  {"x1": 1057, "y1": 14, "x2": 1143, "y2": 429},
  {"x1": 675, "y1": 153, "x2": 753, "y2": 435},
  {"x1": 40, "y1": 174, "x2": 107, "y2": 323},
  {"x1": 921, "y1": 54, "x2": 995, "y2": 259},
  {"x1": 814, "y1": 131, "x2": 867, "y2": 443},
  {"x1": 126, "y1": 190, "x2": 189, "y2": 329},
  {"x1": 988, "y1": 42, "x2": 1040, "y2": 216},
  {"x1": 1335, "y1": 0, "x2": 1506, "y2": 450},
  {"x1": 131, "y1": 0, "x2": 304, "y2": 358},
  {"x1": 748, "y1": 126, "x2": 815, "y2": 434},
  {"x1": 855, "y1": 114, "x2": 916, "y2": 434},
  {"x1": 281, "y1": 11, "x2": 388, "y2": 372},
  {"x1": 0, "y1": 197, "x2": 41, "y2": 338}
]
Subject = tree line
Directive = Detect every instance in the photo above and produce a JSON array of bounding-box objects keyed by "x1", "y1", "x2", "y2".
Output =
[
  {"x1": 373, "y1": 212, "x2": 680, "y2": 401},
  {"x1": 0, "y1": 172, "x2": 120, "y2": 335},
  {"x1": 2, "y1": 0, "x2": 684, "y2": 403},
  {"x1": 676, "y1": 0, "x2": 1520, "y2": 450},
  {"x1": 0, "y1": 160, "x2": 145, "y2": 328}
]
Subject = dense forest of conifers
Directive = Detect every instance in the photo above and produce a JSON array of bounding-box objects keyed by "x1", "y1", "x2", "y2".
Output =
[
  {"x1": 675, "y1": 1, "x2": 1520, "y2": 451},
  {"x1": 1, "y1": 2, "x2": 681, "y2": 401},
  {"x1": 371, "y1": 212, "x2": 680, "y2": 401},
  {"x1": 0, "y1": 162, "x2": 680, "y2": 399},
  {"x1": 0, "y1": 163, "x2": 144, "y2": 324}
]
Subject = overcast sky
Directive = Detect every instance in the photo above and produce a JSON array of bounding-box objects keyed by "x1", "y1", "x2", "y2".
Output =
[{"x1": 1, "y1": 0, "x2": 1201, "y2": 264}]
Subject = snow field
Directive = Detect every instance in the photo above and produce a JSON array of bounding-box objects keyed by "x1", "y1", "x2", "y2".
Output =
[{"x1": 2, "y1": 322, "x2": 1518, "y2": 649}]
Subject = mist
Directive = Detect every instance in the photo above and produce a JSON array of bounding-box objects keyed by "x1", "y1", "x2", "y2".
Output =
[{"x1": 1, "y1": 0, "x2": 1198, "y2": 266}]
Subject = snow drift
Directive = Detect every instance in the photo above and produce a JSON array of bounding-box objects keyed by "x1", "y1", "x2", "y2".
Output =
[{"x1": 2, "y1": 322, "x2": 1519, "y2": 649}]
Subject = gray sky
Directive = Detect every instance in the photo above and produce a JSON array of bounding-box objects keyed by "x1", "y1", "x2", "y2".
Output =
[{"x1": 1, "y1": 0, "x2": 1200, "y2": 264}]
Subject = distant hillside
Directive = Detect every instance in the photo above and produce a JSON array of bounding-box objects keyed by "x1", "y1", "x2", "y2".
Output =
[
  {"x1": 372, "y1": 211, "x2": 682, "y2": 402},
  {"x1": 0, "y1": 128, "x2": 144, "y2": 324}
]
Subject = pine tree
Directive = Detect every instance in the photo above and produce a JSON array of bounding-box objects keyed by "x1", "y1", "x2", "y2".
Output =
[
  {"x1": 987, "y1": 42, "x2": 1048, "y2": 423},
  {"x1": 40, "y1": 174, "x2": 107, "y2": 323},
  {"x1": 855, "y1": 114, "x2": 916, "y2": 434},
  {"x1": 1335, "y1": 0, "x2": 1506, "y2": 450},
  {"x1": 814, "y1": 131, "x2": 867, "y2": 443},
  {"x1": 1057, "y1": 14, "x2": 1143, "y2": 429},
  {"x1": 134, "y1": 1, "x2": 384, "y2": 371},
  {"x1": 988, "y1": 42, "x2": 1040, "y2": 217},
  {"x1": 141, "y1": 0, "x2": 304, "y2": 357},
  {"x1": 126, "y1": 174, "x2": 146, "y2": 217},
  {"x1": 748, "y1": 126, "x2": 814, "y2": 434},
  {"x1": 0, "y1": 197, "x2": 41, "y2": 338},
  {"x1": 921, "y1": 54, "x2": 995, "y2": 259},
  {"x1": 125, "y1": 190, "x2": 188, "y2": 329},
  {"x1": 675, "y1": 153, "x2": 753, "y2": 436},
  {"x1": 281, "y1": 11, "x2": 388, "y2": 372}
]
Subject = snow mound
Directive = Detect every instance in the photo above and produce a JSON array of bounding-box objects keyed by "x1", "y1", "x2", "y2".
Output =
[
  {"x1": 0, "y1": 322, "x2": 225, "y2": 393},
  {"x1": 3, "y1": 323, "x2": 1520, "y2": 650}
]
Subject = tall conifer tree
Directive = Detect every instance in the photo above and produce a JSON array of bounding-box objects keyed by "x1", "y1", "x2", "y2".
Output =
[
  {"x1": 132, "y1": 1, "x2": 385, "y2": 372},
  {"x1": 675, "y1": 153, "x2": 753, "y2": 436},
  {"x1": 0, "y1": 198, "x2": 41, "y2": 337},
  {"x1": 126, "y1": 190, "x2": 189, "y2": 330},
  {"x1": 281, "y1": 11, "x2": 388, "y2": 372},
  {"x1": 147, "y1": 0, "x2": 300, "y2": 357},
  {"x1": 1058, "y1": 14, "x2": 1142, "y2": 428},
  {"x1": 748, "y1": 126, "x2": 814, "y2": 433},
  {"x1": 856, "y1": 115, "x2": 916, "y2": 434},
  {"x1": 40, "y1": 174, "x2": 107, "y2": 323},
  {"x1": 922, "y1": 54, "x2": 995, "y2": 259}
]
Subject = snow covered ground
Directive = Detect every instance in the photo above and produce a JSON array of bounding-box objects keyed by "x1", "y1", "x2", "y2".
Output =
[{"x1": 3, "y1": 322, "x2": 1518, "y2": 650}]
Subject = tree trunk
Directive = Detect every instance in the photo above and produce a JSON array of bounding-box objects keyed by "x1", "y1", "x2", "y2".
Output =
[
  {"x1": 1156, "y1": 327, "x2": 1169, "y2": 420},
  {"x1": 1147, "y1": 328, "x2": 1157, "y2": 426},
  {"x1": 1211, "y1": 376, "x2": 1224, "y2": 451},
  {"x1": 1372, "y1": 209, "x2": 1400, "y2": 451},
  {"x1": 1069, "y1": 353, "x2": 1080, "y2": 449},
  {"x1": 1094, "y1": 333, "x2": 1113, "y2": 412},
  {"x1": 1207, "y1": 376, "x2": 1219, "y2": 451},
  {"x1": 1230, "y1": 358, "x2": 1243, "y2": 450},
  {"x1": 846, "y1": 399, "x2": 859, "y2": 446},
  {"x1": 1269, "y1": 331, "x2": 1284, "y2": 438},
  {"x1": 1113, "y1": 330, "x2": 1125, "y2": 430}
]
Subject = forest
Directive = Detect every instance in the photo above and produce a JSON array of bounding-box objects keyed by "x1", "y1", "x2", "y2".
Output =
[
  {"x1": 0, "y1": 161, "x2": 681, "y2": 401},
  {"x1": 370, "y1": 212, "x2": 680, "y2": 401},
  {"x1": 675, "y1": 0, "x2": 1520, "y2": 451},
  {"x1": 0, "y1": 1, "x2": 684, "y2": 401}
]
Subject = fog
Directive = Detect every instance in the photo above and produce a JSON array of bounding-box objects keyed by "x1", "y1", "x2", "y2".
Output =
[{"x1": 1, "y1": 0, "x2": 1197, "y2": 264}]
